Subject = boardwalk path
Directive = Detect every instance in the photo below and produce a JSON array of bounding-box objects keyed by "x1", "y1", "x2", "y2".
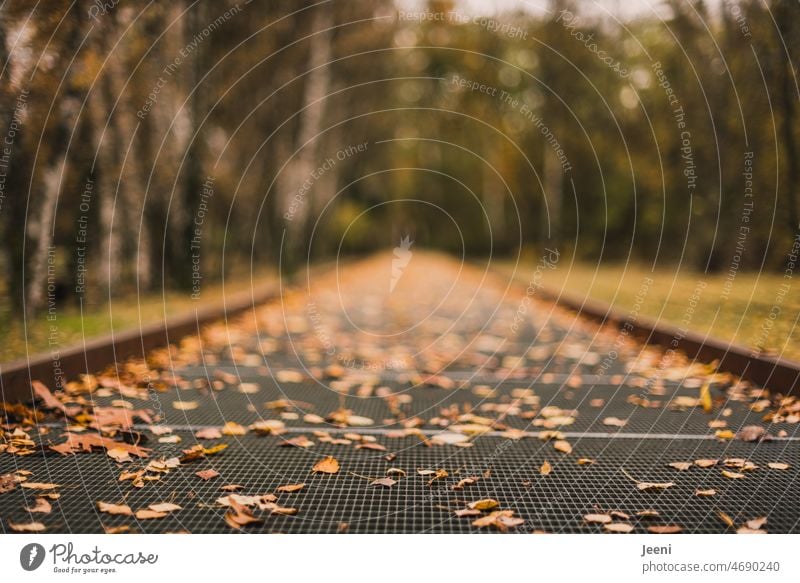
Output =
[{"x1": 1, "y1": 254, "x2": 798, "y2": 533}]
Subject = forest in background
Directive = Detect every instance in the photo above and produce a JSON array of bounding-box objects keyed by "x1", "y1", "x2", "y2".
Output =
[{"x1": 1, "y1": 0, "x2": 799, "y2": 323}]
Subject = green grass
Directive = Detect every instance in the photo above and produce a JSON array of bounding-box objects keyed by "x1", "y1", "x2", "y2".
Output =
[
  {"x1": 503, "y1": 259, "x2": 800, "y2": 363},
  {"x1": 0, "y1": 273, "x2": 276, "y2": 363}
]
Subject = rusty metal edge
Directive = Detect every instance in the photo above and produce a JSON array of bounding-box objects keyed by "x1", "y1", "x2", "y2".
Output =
[
  {"x1": 531, "y1": 285, "x2": 800, "y2": 394},
  {"x1": 0, "y1": 283, "x2": 279, "y2": 404}
]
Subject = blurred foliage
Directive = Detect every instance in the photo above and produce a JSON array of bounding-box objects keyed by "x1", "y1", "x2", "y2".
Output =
[{"x1": 0, "y1": 0, "x2": 799, "y2": 324}]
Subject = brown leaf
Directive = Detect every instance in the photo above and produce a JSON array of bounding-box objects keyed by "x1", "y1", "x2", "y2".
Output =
[
  {"x1": 583, "y1": 513, "x2": 612, "y2": 524},
  {"x1": 604, "y1": 523, "x2": 634, "y2": 533},
  {"x1": 222, "y1": 421, "x2": 247, "y2": 436},
  {"x1": 471, "y1": 510, "x2": 523, "y2": 531},
  {"x1": 539, "y1": 460, "x2": 552, "y2": 476},
  {"x1": 718, "y1": 511, "x2": 735, "y2": 528},
  {"x1": 312, "y1": 456, "x2": 340, "y2": 474},
  {"x1": 370, "y1": 477, "x2": 396, "y2": 488},
  {"x1": 452, "y1": 477, "x2": 477, "y2": 490},
  {"x1": 276, "y1": 483, "x2": 306, "y2": 493},
  {"x1": 694, "y1": 458, "x2": 718, "y2": 468},
  {"x1": 195, "y1": 427, "x2": 223, "y2": 440},
  {"x1": 356, "y1": 442, "x2": 387, "y2": 452},
  {"x1": 0, "y1": 473, "x2": 19, "y2": 494},
  {"x1": 468, "y1": 498, "x2": 500, "y2": 511},
  {"x1": 26, "y1": 497, "x2": 52, "y2": 514},
  {"x1": 553, "y1": 440, "x2": 572, "y2": 454},
  {"x1": 648, "y1": 525, "x2": 683, "y2": 534},
  {"x1": 745, "y1": 517, "x2": 767, "y2": 530},
  {"x1": 454, "y1": 508, "x2": 482, "y2": 518},
  {"x1": 279, "y1": 435, "x2": 315, "y2": 448},
  {"x1": 148, "y1": 502, "x2": 182, "y2": 513},
  {"x1": 667, "y1": 462, "x2": 692, "y2": 471},
  {"x1": 196, "y1": 469, "x2": 220, "y2": 481},
  {"x1": 8, "y1": 520, "x2": 46, "y2": 532},
  {"x1": 603, "y1": 417, "x2": 627, "y2": 427},
  {"x1": 107, "y1": 447, "x2": 133, "y2": 463},
  {"x1": 21, "y1": 482, "x2": 59, "y2": 490},
  {"x1": 737, "y1": 425, "x2": 769, "y2": 442},
  {"x1": 50, "y1": 432, "x2": 150, "y2": 458},
  {"x1": 636, "y1": 481, "x2": 674, "y2": 491},
  {"x1": 97, "y1": 501, "x2": 133, "y2": 516},
  {"x1": 768, "y1": 462, "x2": 790, "y2": 470},
  {"x1": 736, "y1": 526, "x2": 767, "y2": 534},
  {"x1": 135, "y1": 509, "x2": 168, "y2": 519},
  {"x1": 695, "y1": 488, "x2": 717, "y2": 497},
  {"x1": 721, "y1": 470, "x2": 746, "y2": 480}
]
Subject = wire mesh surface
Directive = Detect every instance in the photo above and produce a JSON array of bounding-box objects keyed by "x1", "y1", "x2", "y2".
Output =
[{"x1": 2, "y1": 257, "x2": 798, "y2": 533}]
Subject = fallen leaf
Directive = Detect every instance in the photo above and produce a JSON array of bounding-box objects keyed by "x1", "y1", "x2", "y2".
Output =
[
  {"x1": 21, "y1": 482, "x2": 59, "y2": 490},
  {"x1": 371, "y1": 477, "x2": 396, "y2": 488},
  {"x1": 718, "y1": 511, "x2": 735, "y2": 528},
  {"x1": 173, "y1": 401, "x2": 199, "y2": 410},
  {"x1": 583, "y1": 513, "x2": 612, "y2": 524},
  {"x1": 196, "y1": 469, "x2": 220, "y2": 481},
  {"x1": 148, "y1": 502, "x2": 182, "y2": 513},
  {"x1": 695, "y1": 488, "x2": 717, "y2": 497},
  {"x1": 194, "y1": 427, "x2": 222, "y2": 439},
  {"x1": 386, "y1": 468, "x2": 406, "y2": 477},
  {"x1": 135, "y1": 509, "x2": 168, "y2": 519},
  {"x1": 452, "y1": 477, "x2": 477, "y2": 490},
  {"x1": 603, "y1": 417, "x2": 627, "y2": 427},
  {"x1": 604, "y1": 523, "x2": 634, "y2": 533},
  {"x1": 577, "y1": 458, "x2": 596, "y2": 465},
  {"x1": 737, "y1": 425, "x2": 769, "y2": 442},
  {"x1": 312, "y1": 456, "x2": 340, "y2": 474},
  {"x1": 668, "y1": 462, "x2": 692, "y2": 471},
  {"x1": 553, "y1": 440, "x2": 572, "y2": 454},
  {"x1": 721, "y1": 470, "x2": 746, "y2": 480},
  {"x1": 100, "y1": 500, "x2": 136, "y2": 517},
  {"x1": 736, "y1": 526, "x2": 767, "y2": 534},
  {"x1": 468, "y1": 498, "x2": 500, "y2": 511},
  {"x1": 355, "y1": 442, "x2": 387, "y2": 452},
  {"x1": 745, "y1": 517, "x2": 767, "y2": 530},
  {"x1": 0, "y1": 473, "x2": 18, "y2": 494},
  {"x1": 454, "y1": 508, "x2": 482, "y2": 518},
  {"x1": 699, "y1": 382, "x2": 712, "y2": 413},
  {"x1": 768, "y1": 462, "x2": 790, "y2": 470},
  {"x1": 8, "y1": 520, "x2": 46, "y2": 532},
  {"x1": 222, "y1": 421, "x2": 247, "y2": 436},
  {"x1": 279, "y1": 435, "x2": 315, "y2": 448},
  {"x1": 648, "y1": 525, "x2": 682, "y2": 534},
  {"x1": 50, "y1": 432, "x2": 150, "y2": 458},
  {"x1": 694, "y1": 459, "x2": 718, "y2": 468},
  {"x1": 540, "y1": 460, "x2": 552, "y2": 476},
  {"x1": 637, "y1": 481, "x2": 674, "y2": 491},
  {"x1": 276, "y1": 483, "x2": 305, "y2": 493},
  {"x1": 25, "y1": 497, "x2": 52, "y2": 514},
  {"x1": 107, "y1": 447, "x2": 133, "y2": 463},
  {"x1": 471, "y1": 510, "x2": 524, "y2": 531}
]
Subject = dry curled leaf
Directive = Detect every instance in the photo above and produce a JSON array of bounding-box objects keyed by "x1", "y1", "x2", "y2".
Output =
[
  {"x1": 694, "y1": 459, "x2": 718, "y2": 468},
  {"x1": 386, "y1": 468, "x2": 406, "y2": 477},
  {"x1": 553, "y1": 440, "x2": 572, "y2": 454},
  {"x1": 8, "y1": 520, "x2": 46, "y2": 532},
  {"x1": 135, "y1": 509, "x2": 168, "y2": 519},
  {"x1": 604, "y1": 523, "x2": 634, "y2": 533},
  {"x1": 276, "y1": 483, "x2": 305, "y2": 493},
  {"x1": 468, "y1": 498, "x2": 500, "y2": 511},
  {"x1": 26, "y1": 497, "x2": 52, "y2": 514},
  {"x1": 97, "y1": 501, "x2": 133, "y2": 515},
  {"x1": 454, "y1": 508, "x2": 481, "y2": 518},
  {"x1": 148, "y1": 502, "x2": 182, "y2": 513},
  {"x1": 637, "y1": 481, "x2": 674, "y2": 491},
  {"x1": 471, "y1": 510, "x2": 524, "y2": 531},
  {"x1": 721, "y1": 469, "x2": 745, "y2": 480},
  {"x1": 21, "y1": 482, "x2": 59, "y2": 490},
  {"x1": 745, "y1": 517, "x2": 767, "y2": 530},
  {"x1": 718, "y1": 511, "x2": 735, "y2": 528},
  {"x1": 196, "y1": 469, "x2": 220, "y2": 481},
  {"x1": 667, "y1": 462, "x2": 692, "y2": 471},
  {"x1": 540, "y1": 461, "x2": 552, "y2": 476},
  {"x1": 603, "y1": 417, "x2": 627, "y2": 427},
  {"x1": 583, "y1": 513, "x2": 612, "y2": 524},
  {"x1": 371, "y1": 477, "x2": 396, "y2": 488},
  {"x1": 648, "y1": 525, "x2": 682, "y2": 534},
  {"x1": 768, "y1": 462, "x2": 790, "y2": 470},
  {"x1": 196, "y1": 428, "x2": 222, "y2": 440},
  {"x1": 695, "y1": 488, "x2": 717, "y2": 497},
  {"x1": 312, "y1": 456, "x2": 340, "y2": 474}
]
